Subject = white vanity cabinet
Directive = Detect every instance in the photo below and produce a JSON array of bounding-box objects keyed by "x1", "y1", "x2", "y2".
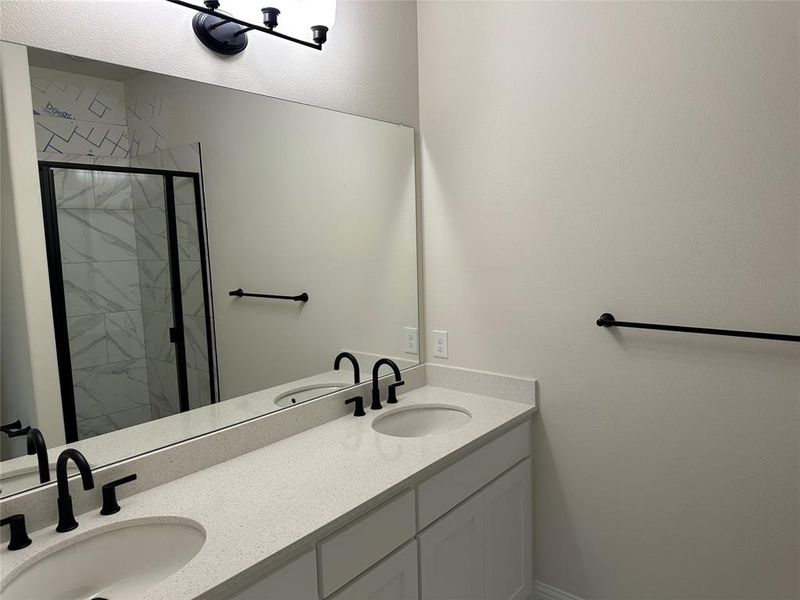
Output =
[
  {"x1": 330, "y1": 541, "x2": 419, "y2": 600},
  {"x1": 222, "y1": 421, "x2": 532, "y2": 600},
  {"x1": 418, "y1": 493, "x2": 485, "y2": 600},
  {"x1": 418, "y1": 459, "x2": 531, "y2": 600}
]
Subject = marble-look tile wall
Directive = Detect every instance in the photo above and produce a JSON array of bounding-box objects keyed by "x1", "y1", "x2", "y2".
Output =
[{"x1": 53, "y1": 165, "x2": 152, "y2": 439}]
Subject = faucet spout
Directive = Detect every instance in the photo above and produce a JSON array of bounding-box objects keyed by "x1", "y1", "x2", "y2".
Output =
[
  {"x1": 334, "y1": 352, "x2": 361, "y2": 384},
  {"x1": 26, "y1": 428, "x2": 50, "y2": 484},
  {"x1": 370, "y1": 358, "x2": 402, "y2": 411},
  {"x1": 55, "y1": 449, "x2": 94, "y2": 532}
]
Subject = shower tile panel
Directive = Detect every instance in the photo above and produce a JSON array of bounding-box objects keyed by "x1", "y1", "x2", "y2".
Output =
[
  {"x1": 106, "y1": 310, "x2": 147, "y2": 362},
  {"x1": 160, "y1": 144, "x2": 202, "y2": 173},
  {"x1": 184, "y1": 315, "x2": 209, "y2": 372},
  {"x1": 173, "y1": 177, "x2": 196, "y2": 205},
  {"x1": 67, "y1": 314, "x2": 108, "y2": 369},
  {"x1": 134, "y1": 207, "x2": 169, "y2": 261},
  {"x1": 57, "y1": 209, "x2": 138, "y2": 263},
  {"x1": 93, "y1": 171, "x2": 133, "y2": 209},
  {"x1": 180, "y1": 261, "x2": 205, "y2": 316},
  {"x1": 140, "y1": 286, "x2": 173, "y2": 314},
  {"x1": 146, "y1": 358, "x2": 180, "y2": 419},
  {"x1": 72, "y1": 358, "x2": 149, "y2": 420},
  {"x1": 62, "y1": 261, "x2": 142, "y2": 317},
  {"x1": 131, "y1": 174, "x2": 165, "y2": 209},
  {"x1": 138, "y1": 260, "x2": 171, "y2": 289},
  {"x1": 142, "y1": 310, "x2": 176, "y2": 363},
  {"x1": 175, "y1": 204, "x2": 201, "y2": 260},
  {"x1": 53, "y1": 169, "x2": 94, "y2": 208}
]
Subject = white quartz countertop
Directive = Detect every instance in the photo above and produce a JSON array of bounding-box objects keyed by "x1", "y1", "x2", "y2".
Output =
[{"x1": 0, "y1": 385, "x2": 534, "y2": 599}]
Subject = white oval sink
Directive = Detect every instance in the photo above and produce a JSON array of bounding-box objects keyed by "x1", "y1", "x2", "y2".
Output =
[
  {"x1": 275, "y1": 383, "x2": 349, "y2": 407},
  {"x1": 372, "y1": 404, "x2": 472, "y2": 438},
  {"x1": 1, "y1": 520, "x2": 205, "y2": 600}
]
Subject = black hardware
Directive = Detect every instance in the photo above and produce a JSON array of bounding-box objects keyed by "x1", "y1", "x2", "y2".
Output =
[
  {"x1": 345, "y1": 396, "x2": 366, "y2": 417},
  {"x1": 26, "y1": 429, "x2": 50, "y2": 484},
  {"x1": 262, "y1": 6, "x2": 280, "y2": 30},
  {"x1": 229, "y1": 288, "x2": 309, "y2": 302},
  {"x1": 1, "y1": 420, "x2": 31, "y2": 438},
  {"x1": 55, "y1": 449, "x2": 94, "y2": 533},
  {"x1": 0, "y1": 515, "x2": 32, "y2": 551},
  {"x1": 166, "y1": 0, "x2": 327, "y2": 54},
  {"x1": 311, "y1": 25, "x2": 328, "y2": 45},
  {"x1": 597, "y1": 313, "x2": 800, "y2": 343},
  {"x1": 371, "y1": 359, "x2": 403, "y2": 411},
  {"x1": 386, "y1": 381, "x2": 405, "y2": 404},
  {"x1": 100, "y1": 474, "x2": 138, "y2": 515},
  {"x1": 334, "y1": 352, "x2": 361, "y2": 384}
]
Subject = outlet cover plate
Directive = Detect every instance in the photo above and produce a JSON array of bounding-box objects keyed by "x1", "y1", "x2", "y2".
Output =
[
  {"x1": 433, "y1": 330, "x2": 448, "y2": 358},
  {"x1": 404, "y1": 327, "x2": 418, "y2": 354}
]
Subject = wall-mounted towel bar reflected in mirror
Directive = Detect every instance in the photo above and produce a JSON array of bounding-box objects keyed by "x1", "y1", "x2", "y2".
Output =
[
  {"x1": 229, "y1": 288, "x2": 309, "y2": 302},
  {"x1": 596, "y1": 313, "x2": 800, "y2": 342}
]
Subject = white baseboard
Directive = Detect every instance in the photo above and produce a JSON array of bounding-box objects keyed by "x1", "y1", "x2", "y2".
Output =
[{"x1": 534, "y1": 580, "x2": 587, "y2": 600}]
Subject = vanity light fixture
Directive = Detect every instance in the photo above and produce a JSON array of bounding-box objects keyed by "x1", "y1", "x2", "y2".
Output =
[{"x1": 166, "y1": 0, "x2": 333, "y2": 54}]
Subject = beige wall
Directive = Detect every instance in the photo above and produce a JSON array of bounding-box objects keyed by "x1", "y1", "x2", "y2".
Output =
[{"x1": 418, "y1": 2, "x2": 800, "y2": 599}]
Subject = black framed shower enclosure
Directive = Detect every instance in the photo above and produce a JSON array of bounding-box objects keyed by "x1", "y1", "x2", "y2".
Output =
[{"x1": 38, "y1": 160, "x2": 217, "y2": 443}]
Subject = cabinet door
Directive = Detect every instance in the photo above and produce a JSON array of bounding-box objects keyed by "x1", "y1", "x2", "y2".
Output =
[
  {"x1": 419, "y1": 493, "x2": 485, "y2": 600},
  {"x1": 331, "y1": 541, "x2": 419, "y2": 600},
  {"x1": 226, "y1": 550, "x2": 317, "y2": 600},
  {"x1": 484, "y1": 460, "x2": 532, "y2": 600}
]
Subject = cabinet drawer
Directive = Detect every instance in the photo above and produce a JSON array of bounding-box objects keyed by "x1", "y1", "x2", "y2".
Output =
[
  {"x1": 330, "y1": 541, "x2": 419, "y2": 600},
  {"x1": 417, "y1": 422, "x2": 529, "y2": 529},
  {"x1": 319, "y1": 490, "x2": 416, "y2": 597}
]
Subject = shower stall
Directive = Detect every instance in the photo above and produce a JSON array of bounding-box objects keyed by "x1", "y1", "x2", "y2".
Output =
[{"x1": 38, "y1": 160, "x2": 217, "y2": 442}]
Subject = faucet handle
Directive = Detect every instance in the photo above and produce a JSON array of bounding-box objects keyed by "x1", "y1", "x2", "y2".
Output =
[
  {"x1": 345, "y1": 396, "x2": 366, "y2": 417},
  {"x1": 0, "y1": 514, "x2": 32, "y2": 551},
  {"x1": 386, "y1": 381, "x2": 405, "y2": 404},
  {"x1": 100, "y1": 473, "x2": 138, "y2": 515},
  {"x1": 1, "y1": 420, "x2": 31, "y2": 438}
]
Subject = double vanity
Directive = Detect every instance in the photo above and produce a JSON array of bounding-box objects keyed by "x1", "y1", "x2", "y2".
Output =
[{"x1": 0, "y1": 367, "x2": 536, "y2": 600}]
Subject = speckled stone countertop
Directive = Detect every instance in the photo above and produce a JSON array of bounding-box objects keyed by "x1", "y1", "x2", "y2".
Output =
[
  {"x1": 0, "y1": 368, "x2": 359, "y2": 497},
  {"x1": 0, "y1": 385, "x2": 535, "y2": 600}
]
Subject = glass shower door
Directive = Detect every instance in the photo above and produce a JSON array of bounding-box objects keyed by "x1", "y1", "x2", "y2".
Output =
[{"x1": 43, "y1": 165, "x2": 185, "y2": 441}]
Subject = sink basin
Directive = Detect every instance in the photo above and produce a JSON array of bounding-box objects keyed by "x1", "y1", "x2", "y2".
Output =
[
  {"x1": 1, "y1": 519, "x2": 205, "y2": 600},
  {"x1": 0, "y1": 464, "x2": 81, "y2": 498},
  {"x1": 275, "y1": 382, "x2": 349, "y2": 407},
  {"x1": 372, "y1": 404, "x2": 472, "y2": 438}
]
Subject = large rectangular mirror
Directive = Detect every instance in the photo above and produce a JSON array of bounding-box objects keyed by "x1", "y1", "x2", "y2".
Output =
[{"x1": 0, "y1": 44, "x2": 419, "y2": 497}]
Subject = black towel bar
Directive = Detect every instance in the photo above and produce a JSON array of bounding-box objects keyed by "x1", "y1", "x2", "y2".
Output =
[
  {"x1": 229, "y1": 288, "x2": 309, "y2": 302},
  {"x1": 597, "y1": 313, "x2": 800, "y2": 343}
]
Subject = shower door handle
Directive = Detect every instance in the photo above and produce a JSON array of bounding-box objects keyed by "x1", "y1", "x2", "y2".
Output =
[{"x1": 169, "y1": 327, "x2": 179, "y2": 344}]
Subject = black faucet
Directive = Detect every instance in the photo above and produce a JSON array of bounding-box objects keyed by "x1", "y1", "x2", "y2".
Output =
[
  {"x1": 334, "y1": 352, "x2": 360, "y2": 384},
  {"x1": 55, "y1": 449, "x2": 94, "y2": 533},
  {"x1": 371, "y1": 358, "x2": 403, "y2": 411},
  {"x1": 26, "y1": 428, "x2": 50, "y2": 484}
]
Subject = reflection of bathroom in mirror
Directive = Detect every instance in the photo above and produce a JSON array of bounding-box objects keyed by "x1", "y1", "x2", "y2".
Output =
[{"x1": 1, "y1": 46, "x2": 418, "y2": 496}]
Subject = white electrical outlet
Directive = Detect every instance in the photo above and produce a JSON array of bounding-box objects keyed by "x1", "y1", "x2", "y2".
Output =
[
  {"x1": 433, "y1": 330, "x2": 448, "y2": 358},
  {"x1": 404, "y1": 327, "x2": 418, "y2": 354}
]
